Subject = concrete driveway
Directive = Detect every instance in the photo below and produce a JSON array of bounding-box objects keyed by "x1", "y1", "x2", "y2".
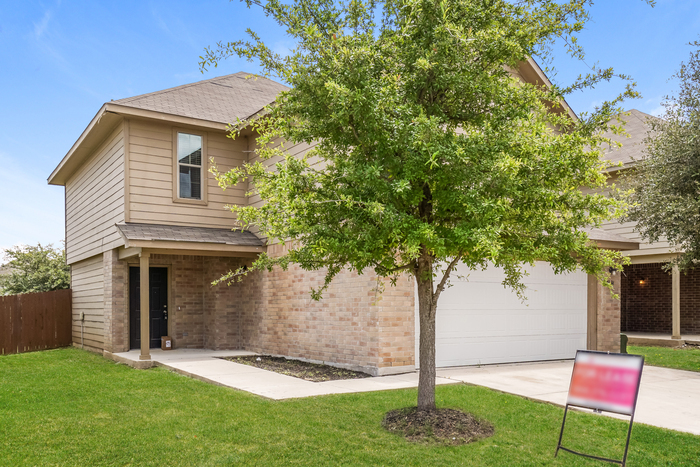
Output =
[
  {"x1": 438, "y1": 360, "x2": 700, "y2": 436},
  {"x1": 112, "y1": 349, "x2": 700, "y2": 436}
]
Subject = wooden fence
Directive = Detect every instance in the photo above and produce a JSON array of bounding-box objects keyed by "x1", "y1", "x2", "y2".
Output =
[{"x1": 0, "y1": 289, "x2": 72, "y2": 355}]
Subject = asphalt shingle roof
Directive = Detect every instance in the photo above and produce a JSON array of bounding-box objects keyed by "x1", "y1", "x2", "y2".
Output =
[
  {"x1": 116, "y1": 223, "x2": 263, "y2": 246},
  {"x1": 599, "y1": 109, "x2": 657, "y2": 167},
  {"x1": 113, "y1": 72, "x2": 288, "y2": 124}
]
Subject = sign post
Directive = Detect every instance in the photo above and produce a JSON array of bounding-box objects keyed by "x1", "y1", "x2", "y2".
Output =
[{"x1": 555, "y1": 350, "x2": 644, "y2": 466}]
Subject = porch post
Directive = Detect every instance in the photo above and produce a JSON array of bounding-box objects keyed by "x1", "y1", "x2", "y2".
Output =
[
  {"x1": 672, "y1": 265, "x2": 681, "y2": 340},
  {"x1": 139, "y1": 252, "x2": 151, "y2": 360}
]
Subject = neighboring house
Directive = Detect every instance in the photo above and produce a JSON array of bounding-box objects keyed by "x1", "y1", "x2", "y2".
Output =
[
  {"x1": 594, "y1": 109, "x2": 700, "y2": 341},
  {"x1": 48, "y1": 63, "x2": 635, "y2": 375}
]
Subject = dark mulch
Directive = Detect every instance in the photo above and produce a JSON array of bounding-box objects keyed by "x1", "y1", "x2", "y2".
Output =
[
  {"x1": 222, "y1": 355, "x2": 371, "y2": 382},
  {"x1": 382, "y1": 407, "x2": 495, "y2": 445}
]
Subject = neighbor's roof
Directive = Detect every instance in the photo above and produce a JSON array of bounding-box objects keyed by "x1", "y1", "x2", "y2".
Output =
[
  {"x1": 113, "y1": 72, "x2": 289, "y2": 124},
  {"x1": 116, "y1": 223, "x2": 264, "y2": 247},
  {"x1": 599, "y1": 109, "x2": 657, "y2": 169}
]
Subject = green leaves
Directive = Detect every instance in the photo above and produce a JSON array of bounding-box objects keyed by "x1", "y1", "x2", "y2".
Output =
[
  {"x1": 623, "y1": 42, "x2": 700, "y2": 271},
  {"x1": 0, "y1": 244, "x2": 70, "y2": 296},
  {"x1": 204, "y1": 0, "x2": 642, "y2": 296}
]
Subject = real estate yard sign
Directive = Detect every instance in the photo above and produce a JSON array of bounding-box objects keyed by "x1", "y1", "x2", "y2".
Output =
[{"x1": 556, "y1": 350, "x2": 644, "y2": 466}]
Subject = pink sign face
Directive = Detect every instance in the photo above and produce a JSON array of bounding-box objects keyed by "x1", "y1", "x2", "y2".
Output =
[{"x1": 567, "y1": 351, "x2": 644, "y2": 415}]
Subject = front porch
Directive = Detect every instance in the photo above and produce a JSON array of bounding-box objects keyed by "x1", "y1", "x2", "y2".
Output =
[
  {"x1": 106, "y1": 222, "x2": 265, "y2": 359},
  {"x1": 625, "y1": 332, "x2": 700, "y2": 348},
  {"x1": 621, "y1": 262, "x2": 700, "y2": 340}
]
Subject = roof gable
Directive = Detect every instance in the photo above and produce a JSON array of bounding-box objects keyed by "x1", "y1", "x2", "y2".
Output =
[
  {"x1": 600, "y1": 109, "x2": 657, "y2": 168},
  {"x1": 113, "y1": 72, "x2": 289, "y2": 124}
]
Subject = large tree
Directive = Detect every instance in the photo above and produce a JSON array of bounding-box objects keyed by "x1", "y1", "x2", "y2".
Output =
[
  {"x1": 623, "y1": 42, "x2": 700, "y2": 271},
  {"x1": 202, "y1": 0, "x2": 642, "y2": 410},
  {"x1": 0, "y1": 244, "x2": 70, "y2": 296}
]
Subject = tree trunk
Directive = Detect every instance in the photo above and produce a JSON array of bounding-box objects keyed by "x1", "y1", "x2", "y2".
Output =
[{"x1": 416, "y1": 251, "x2": 436, "y2": 411}]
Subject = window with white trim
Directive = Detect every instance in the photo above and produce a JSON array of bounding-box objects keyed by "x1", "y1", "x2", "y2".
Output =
[{"x1": 177, "y1": 133, "x2": 202, "y2": 200}]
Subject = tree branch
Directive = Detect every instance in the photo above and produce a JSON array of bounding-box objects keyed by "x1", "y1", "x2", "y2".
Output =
[{"x1": 432, "y1": 254, "x2": 462, "y2": 304}]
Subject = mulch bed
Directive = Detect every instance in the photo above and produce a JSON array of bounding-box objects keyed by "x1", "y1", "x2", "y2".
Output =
[
  {"x1": 382, "y1": 407, "x2": 495, "y2": 445},
  {"x1": 222, "y1": 355, "x2": 371, "y2": 382}
]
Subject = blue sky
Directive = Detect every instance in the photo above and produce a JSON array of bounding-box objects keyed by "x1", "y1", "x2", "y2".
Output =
[{"x1": 0, "y1": 0, "x2": 699, "y2": 253}]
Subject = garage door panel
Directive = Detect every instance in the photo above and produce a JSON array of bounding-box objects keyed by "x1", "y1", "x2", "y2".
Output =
[
  {"x1": 435, "y1": 334, "x2": 586, "y2": 367},
  {"x1": 437, "y1": 281, "x2": 586, "y2": 311},
  {"x1": 417, "y1": 261, "x2": 588, "y2": 368}
]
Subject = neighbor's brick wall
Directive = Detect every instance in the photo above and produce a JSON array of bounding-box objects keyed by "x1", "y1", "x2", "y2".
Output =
[
  {"x1": 621, "y1": 263, "x2": 672, "y2": 333},
  {"x1": 596, "y1": 273, "x2": 621, "y2": 352},
  {"x1": 680, "y1": 270, "x2": 700, "y2": 334},
  {"x1": 238, "y1": 242, "x2": 416, "y2": 374}
]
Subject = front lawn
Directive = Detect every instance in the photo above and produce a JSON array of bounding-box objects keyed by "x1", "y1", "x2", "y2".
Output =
[
  {"x1": 1, "y1": 348, "x2": 698, "y2": 466},
  {"x1": 628, "y1": 344, "x2": 700, "y2": 373}
]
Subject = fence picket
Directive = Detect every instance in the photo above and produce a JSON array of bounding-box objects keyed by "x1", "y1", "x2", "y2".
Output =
[{"x1": 0, "y1": 290, "x2": 72, "y2": 355}]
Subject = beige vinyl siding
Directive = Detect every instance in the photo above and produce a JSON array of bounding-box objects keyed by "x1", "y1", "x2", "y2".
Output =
[
  {"x1": 65, "y1": 125, "x2": 126, "y2": 265},
  {"x1": 71, "y1": 255, "x2": 105, "y2": 350},
  {"x1": 247, "y1": 137, "x2": 319, "y2": 209},
  {"x1": 598, "y1": 219, "x2": 672, "y2": 257},
  {"x1": 127, "y1": 120, "x2": 247, "y2": 228},
  {"x1": 247, "y1": 136, "x2": 319, "y2": 240},
  {"x1": 582, "y1": 172, "x2": 673, "y2": 258}
]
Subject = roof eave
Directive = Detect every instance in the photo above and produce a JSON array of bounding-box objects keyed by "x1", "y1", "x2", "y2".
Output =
[
  {"x1": 48, "y1": 104, "x2": 110, "y2": 186},
  {"x1": 47, "y1": 103, "x2": 233, "y2": 187},
  {"x1": 521, "y1": 57, "x2": 579, "y2": 123}
]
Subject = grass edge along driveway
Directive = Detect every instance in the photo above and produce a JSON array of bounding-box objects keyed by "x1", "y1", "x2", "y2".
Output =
[
  {"x1": 1, "y1": 348, "x2": 698, "y2": 466},
  {"x1": 628, "y1": 344, "x2": 700, "y2": 373}
]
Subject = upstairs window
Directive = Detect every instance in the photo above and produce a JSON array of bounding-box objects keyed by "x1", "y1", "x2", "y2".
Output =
[{"x1": 177, "y1": 133, "x2": 202, "y2": 200}]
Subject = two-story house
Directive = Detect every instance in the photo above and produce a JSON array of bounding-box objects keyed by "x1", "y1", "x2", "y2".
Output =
[{"x1": 48, "y1": 64, "x2": 636, "y2": 375}]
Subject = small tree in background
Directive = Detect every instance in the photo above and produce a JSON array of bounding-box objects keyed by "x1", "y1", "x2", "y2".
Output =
[
  {"x1": 0, "y1": 244, "x2": 70, "y2": 296},
  {"x1": 202, "y1": 0, "x2": 646, "y2": 411},
  {"x1": 623, "y1": 42, "x2": 700, "y2": 271}
]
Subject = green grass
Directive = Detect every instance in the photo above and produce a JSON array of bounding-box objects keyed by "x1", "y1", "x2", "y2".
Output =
[
  {"x1": 1, "y1": 348, "x2": 698, "y2": 466},
  {"x1": 628, "y1": 345, "x2": 700, "y2": 373}
]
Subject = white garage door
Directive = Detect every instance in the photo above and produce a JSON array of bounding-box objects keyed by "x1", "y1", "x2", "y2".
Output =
[{"x1": 416, "y1": 261, "x2": 587, "y2": 368}]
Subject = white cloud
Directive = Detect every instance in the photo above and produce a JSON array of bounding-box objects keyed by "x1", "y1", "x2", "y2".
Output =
[
  {"x1": 33, "y1": 10, "x2": 52, "y2": 40},
  {"x1": 642, "y1": 95, "x2": 666, "y2": 117}
]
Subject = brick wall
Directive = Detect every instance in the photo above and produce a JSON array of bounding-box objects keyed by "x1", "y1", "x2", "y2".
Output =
[
  {"x1": 621, "y1": 263, "x2": 672, "y2": 333},
  {"x1": 680, "y1": 269, "x2": 700, "y2": 334},
  {"x1": 119, "y1": 254, "x2": 247, "y2": 351},
  {"x1": 238, "y1": 242, "x2": 416, "y2": 375},
  {"x1": 107, "y1": 248, "x2": 415, "y2": 374},
  {"x1": 593, "y1": 273, "x2": 621, "y2": 352},
  {"x1": 103, "y1": 250, "x2": 127, "y2": 353},
  {"x1": 621, "y1": 262, "x2": 700, "y2": 334}
]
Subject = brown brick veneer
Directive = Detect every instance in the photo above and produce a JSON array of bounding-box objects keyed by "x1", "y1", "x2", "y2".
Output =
[
  {"x1": 680, "y1": 269, "x2": 700, "y2": 333},
  {"x1": 621, "y1": 262, "x2": 700, "y2": 334},
  {"x1": 621, "y1": 263, "x2": 672, "y2": 333},
  {"x1": 238, "y1": 242, "x2": 416, "y2": 375},
  {"x1": 103, "y1": 250, "x2": 127, "y2": 353},
  {"x1": 104, "y1": 248, "x2": 416, "y2": 374},
  {"x1": 595, "y1": 273, "x2": 621, "y2": 352}
]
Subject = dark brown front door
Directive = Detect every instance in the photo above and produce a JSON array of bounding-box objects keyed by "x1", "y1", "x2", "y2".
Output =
[{"x1": 129, "y1": 267, "x2": 168, "y2": 349}]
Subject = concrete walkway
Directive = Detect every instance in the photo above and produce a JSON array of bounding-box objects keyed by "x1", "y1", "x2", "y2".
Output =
[
  {"x1": 111, "y1": 349, "x2": 700, "y2": 436},
  {"x1": 111, "y1": 349, "x2": 459, "y2": 399}
]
